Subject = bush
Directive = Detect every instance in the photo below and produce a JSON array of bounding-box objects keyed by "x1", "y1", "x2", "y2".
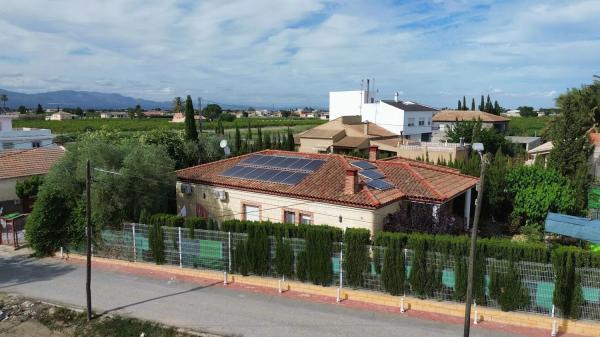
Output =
[
  {"x1": 148, "y1": 221, "x2": 165, "y2": 264},
  {"x1": 275, "y1": 238, "x2": 294, "y2": 278},
  {"x1": 296, "y1": 250, "x2": 308, "y2": 282},
  {"x1": 381, "y1": 242, "x2": 405, "y2": 295},
  {"x1": 246, "y1": 223, "x2": 270, "y2": 275},
  {"x1": 233, "y1": 240, "x2": 250, "y2": 276},
  {"x1": 15, "y1": 175, "x2": 44, "y2": 199},
  {"x1": 304, "y1": 226, "x2": 336, "y2": 286},
  {"x1": 343, "y1": 228, "x2": 370, "y2": 288},
  {"x1": 408, "y1": 235, "x2": 429, "y2": 298},
  {"x1": 184, "y1": 217, "x2": 207, "y2": 238},
  {"x1": 453, "y1": 256, "x2": 468, "y2": 301},
  {"x1": 489, "y1": 262, "x2": 529, "y2": 311}
]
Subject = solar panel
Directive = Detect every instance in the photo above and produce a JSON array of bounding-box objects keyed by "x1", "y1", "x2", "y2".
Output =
[
  {"x1": 240, "y1": 154, "x2": 264, "y2": 165},
  {"x1": 245, "y1": 167, "x2": 270, "y2": 179},
  {"x1": 254, "y1": 155, "x2": 274, "y2": 166},
  {"x1": 283, "y1": 172, "x2": 309, "y2": 185},
  {"x1": 301, "y1": 159, "x2": 325, "y2": 172},
  {"x1": 367, "y1": 179, "x2": 394, "y2": 191},
  {"x1": 235, "y1": 166, "x2": 256, "y2": 178},
  {"x1": 280, "y1": 157, "x2": 301, "y2": 169},
  {"x1": 351, "y1": 161, "x2": 376, "y2": 170},
  {"x1": 271, "y1": 170, "x2": 294, "y2": 183},
  {"x1": 221, "y1": 165, "x2": 245, "y2": 177},
  {"x1": 359, "y1": 169, "x2": 385, "y2": 180}
]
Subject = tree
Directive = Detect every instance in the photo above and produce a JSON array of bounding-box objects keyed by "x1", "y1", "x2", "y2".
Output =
[
  {"x1": 16, "y1": 176, "x2": 44, "y2": 200},
  {"x1": 518, "y1": 106, "x2": 536, "y2": 117},
  {"x1": 184, "y1": 95, "x2": 198, "y2": 141},
  {"x1": 462, "y1": 96, "x2": 467, "y2": 111},
  {"x1": 493, "y1": 101, "x2": 501, "y2": 115},
  {"x1": 74, "y1": 107, "x2": 84, "y2": 116},
  {"x1": 256, "y1": 126, "x2": 263, "y2": 149},
  {"x1": 547, "y1": 80, "x2": 597, "y2": 212},
  {"x1": 485, "y1": 95, "x2": 492, "y2": 113},
  {"x1": 287, "y1": 127, "x2": 295, "y2": 151},
  {"x1": 1, "y1": 94, "x2": 7, "y2": 110},
  {"x1": 489, "y1": 262, "x2": 530, "y2": 311},
  {"x1": 471, "y1": 98, "x2": 475, "y2": 111},
  {"x1": 36, "y1": 104, "x2": 44, "y2": 114},
  {"x1": 479, "y1": 95, "x2": 484, "y2": 111},
  {"x1": 172, "y1": 97, "x2": 183, "y2": 115},
  {"x1": 134, "y1": 104, "x2": 142, "y2": 119},
  {"x1": 457, "y1": 100, "x2": 462, "y2": 110},
  {"x1": 381, "y1": 241, "x2": 405, "y2": 295},
  {"x1": 234, "y1": 125, "x2": 242, "y2": 154},
  {"x1": 202, "y1": 104, "x2": 223, "y2": 121},
  {"x1": 17, "y1": 105, "x2": 27, "y2": 114}
]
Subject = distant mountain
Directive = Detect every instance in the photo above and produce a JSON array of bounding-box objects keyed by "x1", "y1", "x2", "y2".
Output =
[{"x1": 0, "y1": 88, "x2": 171, "y2": 110}]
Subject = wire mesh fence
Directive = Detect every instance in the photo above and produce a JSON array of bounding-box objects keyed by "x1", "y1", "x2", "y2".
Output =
[{"x1": 83, "y1": 223, "x2": 600, "y2": 322}]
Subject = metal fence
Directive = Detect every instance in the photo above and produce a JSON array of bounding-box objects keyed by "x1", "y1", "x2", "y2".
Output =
[{"x1": 85, "y1": 223, "x2": 600, "y2": 322}]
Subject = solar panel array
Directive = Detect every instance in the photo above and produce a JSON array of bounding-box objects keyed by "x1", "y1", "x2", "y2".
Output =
[
  {"x1": 220, "y1": 154, "x2": 325, "y2": 185},
  {"x1": 351, "y1": 160, "x2": 394, "y2": 191}
]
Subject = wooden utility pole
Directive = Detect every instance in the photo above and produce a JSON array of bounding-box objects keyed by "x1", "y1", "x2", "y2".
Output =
[
  {"x1": 463, "y1": 154, "x2": 487, "y2": 337},
  {"x1": 85, "y1": 159, "x2": 92, "y2": 321}
]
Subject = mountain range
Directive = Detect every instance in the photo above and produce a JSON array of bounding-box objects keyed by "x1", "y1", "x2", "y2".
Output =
[{"x1": 0, "y1": 88, "x2": 172, "y2": 110}]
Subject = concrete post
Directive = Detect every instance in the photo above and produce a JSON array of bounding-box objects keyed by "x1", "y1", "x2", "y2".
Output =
[
  {"x1": 551, "y1": 305, "x2": 558, "y2": 336},
  {"x1": 337, "y1": 244, "x2": 343, "y2": 303},
  {"x1": 178, "y1": 226, "x2": 183, "y2": 268},
  {"x1": 132, "y1": 224, "x2": 136, "y2": 263},
  {"x1": 228, "y1": 232, "x2": 232, "y2": 272}
]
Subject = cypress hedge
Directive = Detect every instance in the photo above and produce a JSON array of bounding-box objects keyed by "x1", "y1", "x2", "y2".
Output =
[
  {"x1": 304, "y1": 225, "x2": 337, "y2": 286},
  {"x1": 489, "y1": 262, "x2": 529, "y2": 311},
  {"x1": 148, "y1": 221, "x2": 165, "y2": 264},
  {"x1": 233, "y1": 240, "x2": 250, "y2": 276},
  {"x1": 246, "y1": 223, "x2": 270, "y2": 275},
  {"x1": 343, "y1": 228, "x2": 371, "y2": 288},
  {"x1": 275, "y1": 238, "x2": 294, "y2": 278},
  {"x1": 381, "y1": 241, "x2": 405, "y2": 295}
]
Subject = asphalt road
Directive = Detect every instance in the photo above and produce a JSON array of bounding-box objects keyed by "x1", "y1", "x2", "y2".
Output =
[{"x1": 0, "y1": 249, "x2": 523, "y2": 337}]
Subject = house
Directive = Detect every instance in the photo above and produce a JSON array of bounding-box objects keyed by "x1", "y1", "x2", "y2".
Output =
[
  {"x1": 143, "y1": 110, "x2": 165, "y2": 117},
  {"x1": 318, "y1": 111, "x2": 329, "y2": 120},
  {"x1": 504, "y1": 109, "x2": 521, "y2": 117},
  {"x1": 505, "y1": 136, "x2": 542, "y2": 152},
  {"x1": 45, "y1": 111, "x2": 79, "y2": 121},
  {"x1": 296, "y1": 116, "x2": 467, "y2": 162},
  {"x1": 171, "y1": 112, "x2": 204, "y2": 123},
  {"x1": 329, "y1": 90, "x2": 438, "y2": 142},
  {"x1": 0, "y1": 113, "x2": 55, "y2": 151},
  {"x1": 176, "y1": 148, "x2": 478, "y2": 234},
  {"x1": 100, "y1": 111, "x2": 129, "y2": 119},
  {"x1": 432, "y1": 110, "x2": 509, "y2": 139},
  {"x1": 526, "y1": 141, "x2": 553, "y2": 166},
  {"x1": 0, "y1": 147, "x2": 65, "y2": 213}
]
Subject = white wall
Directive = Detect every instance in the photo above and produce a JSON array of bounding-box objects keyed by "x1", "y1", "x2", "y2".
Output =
[
  {"x1": 329, "y1": 91, "x2": 366, "y2": 120},
  {"x1": 0, "y1": 116, "x2": 13, "y2": 132}
]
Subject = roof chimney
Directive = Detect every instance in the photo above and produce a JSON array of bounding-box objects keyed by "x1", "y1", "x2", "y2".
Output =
[
  {"x1": 345, "y1": 168, "x2": 359, "y2": 195},
  {"x1": 394, "y1": 92, "x2": 399, "y2": 102},
  {"x1": 369, "y1": 145, "x2": 378, "y2": 161},
  {"x1": 363, "y1": 121, "x2": 368, "y2": 135}
]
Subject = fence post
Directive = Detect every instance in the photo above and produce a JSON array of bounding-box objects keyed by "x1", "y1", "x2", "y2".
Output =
[
  {"x1": 474, "y1": 299, "x2": 478, "y2": 325},
  {"x1": 178, "y1": 226, "x2": 183, "y2": 268},
  {"x1": 132, "y1": 224, "x2": 136, "y2": 263},
  {"x1": 337, "y1": 243, "x2": 343, "y2": 303},
  {"x1": 551, "y1": 305, "x2": 558, "y2": 337},
  {"x1": 401, "y1": 248, "x2": 408, "y2": 313},
  {"x1": 228, "y1": 231, "x2": 232, "y2": 272},
  {"x1": 60, "y1": 247, "x2": 64, "y2": 259}
]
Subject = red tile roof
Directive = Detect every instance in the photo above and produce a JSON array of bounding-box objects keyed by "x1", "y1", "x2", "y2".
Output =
[
  {"x1": 0, "y1": 147, "x2": 65, "y2": 180},
  {"x1": 177, "y1": 150, "x2": 478, "y2": 209}
]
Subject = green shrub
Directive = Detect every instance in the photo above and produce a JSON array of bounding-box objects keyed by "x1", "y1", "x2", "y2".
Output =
[
  {"x1": 184, "y1": 217, "x2": 207, "y2": 238},
  {"x1": 148, "y1": 221, "x2": 165, "y2": 264},
  {"x1": 246, "y1": 223, "x2": 270, "y2": 275},
  {"x1": 489, "y1": 262, "x2": 529, "y2": 311},
  {"x1": 408, "y1": 235, "x2": 429, "y2": 298},
  {"x1": 343, "y1": 228, "x2": 370, "y2": 288},
  {"x1": 275, "y1": 238, "x2": 294, "y2": 278},
  {"x1": 233, "y1": 240, "x2": 250, "y2": 276},
  {"x1": 296, "y1": 250, "x2": 308, "y2": 282},
  {"x1": 453, "y1": 256, "x2": 468, "y2": 301},
  {"x1": 138, "y1": 209, "x2": 149, "y2": 224},
  {"x1": 305, "y1": 226, "x2": 336, "y2": 286},
  {"x1": 381, "y1": 242, "x2": 405, "y2": 295},
  {"x1": 570, "y1": 272, "x2": 584, "y2": 319}
]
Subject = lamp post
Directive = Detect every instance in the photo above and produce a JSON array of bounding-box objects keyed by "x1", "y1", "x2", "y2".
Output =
[{"x1": 463, "y1": 143, "x2": 487, "y2": 337}]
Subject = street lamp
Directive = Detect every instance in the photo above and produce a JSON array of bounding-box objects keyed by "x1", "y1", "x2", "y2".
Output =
[{"x1": 463, "y1": 143, "x2": 487, "y2": 337}]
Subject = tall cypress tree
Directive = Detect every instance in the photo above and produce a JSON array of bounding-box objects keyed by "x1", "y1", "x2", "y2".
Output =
[
  {"x1": 184, "y1": 95, "x2": 198, "y2": 141},
  {"x1": 493, "y1": 100, "x2": 501, "y2": 115},
  {"x1": 256, "y1": 126, "x2": 263, "y2": 149},
  {"x1": 457, "y1": 100, "x2": 462, "y2": 110},
  {"x1": 234, "y1": 125, "x2": 242, "y2": 154},
  {"x1": 471, "y1": 98, "x2": 475, "y2": 111},
  {"x1": 287, "y1": 127, "x2": 295, "y2": 150},
  {"x1": 462, "y1": 96, "x2": 467, "y2": 111},
  {"x1": 485, "y1": 95, "x2": 492, "y2": 113},
  {"x1": 479, "y1": 95, "x2": 485, "y2": 111}
]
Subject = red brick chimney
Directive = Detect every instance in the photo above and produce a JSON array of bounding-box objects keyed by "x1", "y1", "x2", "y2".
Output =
[
  {"x1": 368, "y1": 145, "x2": 378, "y2": 161},
  {"x1": 345, "y1": 168, "x2": 359, "y2": 195}
]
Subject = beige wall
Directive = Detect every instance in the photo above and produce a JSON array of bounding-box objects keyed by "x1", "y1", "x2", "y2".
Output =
[
  {"x1": 0, "y1": 179, "x2": 18, "y2": 201},
  {"x1": 396, "y1": 146, "x2": 467, "y2": 163},
  {"x1": 176, "y1": 181, "x2": 401, "y2": 234},
  {"x1": 298, "y1": 138, "x2": 333, "y2": 153}
]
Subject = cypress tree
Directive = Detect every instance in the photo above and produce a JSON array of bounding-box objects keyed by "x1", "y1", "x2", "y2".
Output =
[
  {"x1": 381, "y1": 242, "x2": 405, "y2": 295},
  {"x1": 494, "y1": 100, "x2": 501, "y2": 115},
  {"x1": 234, "y1": 125, "x2": 242, "y2": 154},
  {"x1": 287, "y1": 127, "x2": 294, "y2": 150},
  {"x1": 408, "y1": 236, "x2": 429, "y2": 298},
  {"x1": 458, "y1": 100, "x2": 462, "y2": 110},
  {"x1": 257, "y1": 126, "x2": 263, "y2": 149},
  {"x1": 263, "y1": 131, "x2": 272, "y2": 149},
  {"x1": 479, "y1": 95, "x2": 485, "y2": 111},
  {"x1": 489, "y1": 262, "x2": 530, "y2": 311},
  {"x1": 344, "y1": 228, "x2": 370, "y2": 288},
  {"x1": 453, "y1": 256, "x2": 468, "y2": 301},
  {"x1": 148, "y1": 221, "x2": 165, "y2": 264},
  {"x1": 462, "y1": 96, "x2": 467, "y2": 111},
  {"x1": 471, "y1": 98, "x2": 476, "y2": 111},
  {"x1": 247, "y1": 121, "x2": 252, "y2": 140},
  {"x1": 184, "y1": 95, "x2": 198, "y2": 141},
  {"x1": 275, "y1": 238, "x2": 294, "y2": 278},
  {"x1": 486, "y1": 95, "x2": 492, "y2": 113}
]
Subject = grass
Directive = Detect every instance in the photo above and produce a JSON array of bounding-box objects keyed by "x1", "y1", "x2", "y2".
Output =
[
  {"x1": 507, "y1": 116, "x2": 554, "y2": 137},
  {"x1": 13, "y1": 117, "x2": 325, "y2": 134}
]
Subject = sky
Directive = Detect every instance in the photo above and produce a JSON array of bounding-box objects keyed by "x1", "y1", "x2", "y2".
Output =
[{"x1": 0, "y1": 0, "x2": 599, "y2": 109}]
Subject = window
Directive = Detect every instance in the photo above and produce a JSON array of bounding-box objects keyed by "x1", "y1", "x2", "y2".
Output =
[
  {"x1": 427, "y1": 118, "x2": 431, "y2": 126},
  {"x1": 32, "y1": 141, "x2": 41, "y2": 148},
  {"x1": 2, "y1": 142, "x2": 14, "y2": 150},
  {"x1": 243, "y1": 204, "x2": 260, "y2": 221},
  {"x1": 407, "y1": 118, "x2": 415, "y2": 127},
  {"x1": 284, "y1": 211, "x2": 296, "y2": 224},
  {"x1": 418, "y1": 117, "x2": 425, "y2": 126},
  {"x1": 300, "y1": 213, "x2": 312, "y2": 225}
]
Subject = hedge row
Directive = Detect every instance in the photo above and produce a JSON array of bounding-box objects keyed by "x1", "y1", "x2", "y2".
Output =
[{"x1": 221, "y1": 219, "x2": 343, "y2": 240}]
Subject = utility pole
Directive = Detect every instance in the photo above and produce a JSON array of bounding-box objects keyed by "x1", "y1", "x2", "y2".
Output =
[
  {"x1": 463, "y1": 146, "x2": 486, "y2": 337},
  {"x1": 85, "y1": 159, "x2": 92, "y2": 321}
]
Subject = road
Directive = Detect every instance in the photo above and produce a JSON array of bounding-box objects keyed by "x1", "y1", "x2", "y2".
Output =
[{"x1": 0, "y1": 249, "x2": 523, "y2": 337}]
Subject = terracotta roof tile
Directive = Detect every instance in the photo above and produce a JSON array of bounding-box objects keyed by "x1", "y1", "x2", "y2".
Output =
[
  {"x1": 177, "y1": 150, "x2": 478, "y2": 209},
  {"x1": 433, "y1": 110, "x2": 509, "y2": 123},
  {"x1": 0, "y1": 147, "x2": 65, "y2": 180}
]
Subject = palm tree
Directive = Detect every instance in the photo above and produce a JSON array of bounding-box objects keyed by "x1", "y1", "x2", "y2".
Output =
[{"x1": 0, "y1": 94, "x2": 7, "y2": 111}]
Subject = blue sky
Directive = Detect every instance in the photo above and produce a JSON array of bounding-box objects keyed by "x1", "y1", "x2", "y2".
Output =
[{"x1": 0, "y1": 0, "x2": 598, "y2": 109}]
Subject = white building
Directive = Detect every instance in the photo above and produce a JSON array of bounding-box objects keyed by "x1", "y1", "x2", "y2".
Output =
[
  {"x1": 100, "y1": 111, "x2": 129, "y2": 119},
  {"x1": 0, "y1": 114, "x2": 55, "y2": 151},
  {"x1": 329, "y1": 90, "x2": 438, "y2": 141},
  {"x1": 45, "y1": 111, "x2": 79, "y2": 121}
]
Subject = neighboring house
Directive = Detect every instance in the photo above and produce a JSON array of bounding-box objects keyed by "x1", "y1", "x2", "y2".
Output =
[
  {"x1": 0, "y1": 113, "x2": 55, "y2": 151},
  {"x1": 176, "y1": 148, "x2": 478, "y2": 234},
  {"x1": 526, "y1": 141, "x2": 553, "y2": 166},
  {"x1": 505, "y1": 136, "x2": 542, "y2": 152},
  {"x1": 0, "y1": 147, "x2": 65, "y2": 213},
  {"x1": 329, "y1": 90, "x2": 438, "y2": 141},
  {"x1": 171, "y1": 112, "x2": 204, "y2": 123},
  {"x1": 504, "y1": 109, "x2": 521, "y2": 117},
  {"x1": 143, "y1": 110, "x2": 166, "y2": 117},
  {"x1": 318, "y1": 111, "x2": 329, "y2": 120},
  {"x1": 45, "y1": 112, "x2": 79, "y2": 121},
  {"x1": 432, "y1": 110, "x2": 509, "y2": 139},
  {"x1": 100, "y1": 111, "x2": 128, "y2": 119}
]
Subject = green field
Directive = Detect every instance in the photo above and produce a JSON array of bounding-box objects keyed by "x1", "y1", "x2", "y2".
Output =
[
  {"x1": 13, "y1": 117, "x2": 325, "y2": 134},
  {"x1": 507, "y1": 116, "x2": 554, "y2": 137}
]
